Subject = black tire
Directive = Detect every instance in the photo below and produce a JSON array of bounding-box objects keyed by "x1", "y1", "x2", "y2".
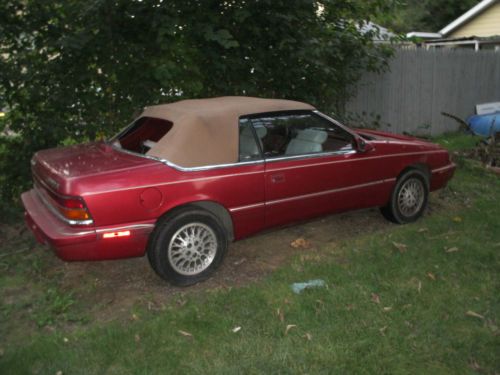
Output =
[
  {"x1": 147, "y1": 207, "x2": 228, "y2": 286},
  {"x1": 381, "y1": 169, "x2": 429, "y2": 224}
]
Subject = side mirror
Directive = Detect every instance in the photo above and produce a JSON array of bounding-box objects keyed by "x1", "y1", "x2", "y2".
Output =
[{"x1": 356, "y1": 138, "x2": 375, "y2": 153}]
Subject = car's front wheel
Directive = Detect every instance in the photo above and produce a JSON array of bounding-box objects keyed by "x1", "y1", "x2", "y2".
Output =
[
  {"x1": 381, "y1": 169, "x2": 429, "y2": 224},
  {"x1": 147, "y1": 208, "x2": 228, "y2": 286}
]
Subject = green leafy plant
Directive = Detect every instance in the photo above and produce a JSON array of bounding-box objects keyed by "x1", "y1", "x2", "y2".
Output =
[
  {"x1": 0, "y1": 0, "x2": 395, "y2": 210},
  {"x1": 33, "y1": 288, "x2": 75, "y2": 328}
]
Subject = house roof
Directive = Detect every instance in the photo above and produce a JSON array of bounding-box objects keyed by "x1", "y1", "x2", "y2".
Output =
[
  {"x1": 439, "y1": 0, "x2": 499, "y2": 36},
  {"x1": 406, "y1": 32, "x2": 442, "y2": 39},
  {"x1": 142, "y1": 96, "x2": 315, "y2": 167}
]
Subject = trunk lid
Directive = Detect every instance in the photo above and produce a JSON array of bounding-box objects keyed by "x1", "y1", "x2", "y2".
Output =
[{"x1": 31, "y1": 142, "x2": 155, "y2": 196}]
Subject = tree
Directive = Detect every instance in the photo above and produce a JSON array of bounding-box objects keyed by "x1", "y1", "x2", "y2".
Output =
[
  {"x1": 376, "y1": 0, "x2": 479, "y2": 33},
  {"x1": 0, "y1": 0, "x2": 394, "y2": 208}
]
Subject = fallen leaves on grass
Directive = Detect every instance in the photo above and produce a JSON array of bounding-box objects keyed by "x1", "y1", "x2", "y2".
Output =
[
  {"x1": 383, "y1": 306, "x2": 392, "y2": 312},
  {"x1": 303, "y1": 332, "x2": 313, "y2": 341},
  {"x1": 392, "y1": 242, "x2": 407, "y2": 253},
  {"x1": 466, "y1": 310, "x2": 485, "y2": 320},
  {"x1": 371, "y1": 293, "x2": 381, "y2": 304},
  {"x1": 486, "y1": 319, "x2": 498, "y2": 334},
  {"x1": 445, "y1": 247, "x2": 459, "y2": 253},
  {"x1": 452, "y1": 216, "x2": 463, "y2": 223},
  {"x1": 147, "y1": 300, "x2": 164, "y2": 312},
  {"x1": 315, "y1": 299, "x2": 325, "y2": 315},
  {"x1": 379, "y1": 326, "x2": 388, "y2": 336},
  {"x1": 285, "y1": 324, "x2": 297, "y2": 335},
  {"x1": 299, "y1": 253, "x2": 322, "y2": 263},
  {"x1": 176, "y1": 297, "x2": 187, "y2": 307},
  {"x1": 417, "y1": 227, "x2": 428, "y2": 233},
  {"x1": 290, "y1": 238, "x2": 311, "y2": 249},
  {"x1": 233, "y1": 258, "x2": 246, "y2": 266},
  {"x1": 276, "y1": 307, "x2": 285, "y2": 322},
  {"x1": 232, "y1": 326, "x2": 241, "y2": 333},
  {"x1": 418, "y1": 280, "x2": 422, "y2": 293},
  {"x1": 468, "y1": 358, "x2": 482, "y2": 372},
  {"x1": 134, "y1": 334, "x2": 141, "y2": 343},
  {"x1": 178, "y1": 330, "x2": 193, "y2": 338},
  {"x1": 130, "y1": 313, "x2": 139, "y2": 321},
  {"x1": 427, "y1": 272, "x2": 436, "y2": 281}
]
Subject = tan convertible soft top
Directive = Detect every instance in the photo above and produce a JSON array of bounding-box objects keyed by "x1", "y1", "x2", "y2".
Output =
[{"x1": 143, "y1": 96, "x2": 315, "y2": 168}]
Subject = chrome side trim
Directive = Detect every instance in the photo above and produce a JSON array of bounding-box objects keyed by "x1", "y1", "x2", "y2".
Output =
[
  {"x1": 266, "y1": 178, "x2": 396, "y2": 206},
  {"x1": 431, "y1": 163, "x2": 456, "y2": 174},
  {"x1": 115, "y1": 143, "x2": 355, "y2": 170},
  {"x1": 49, "y1": 224, "x2": 155, "y2": 239},
  {"x1": 96, "y1": 224, "x2": 155, "y2": 233},
  {"x1": 265, "y1": 150, "x2": 445, "y2": 173},
  {"x1": 228, "y1": 178, "x2": 397, "y2": 212},
  {"x1": 229, "y1": 202, "x2": 266, "y2": 213},
  {"x1": 265, "y1": 149, "x2": 356, "y2": 163},
  {"x1": 112, "y1": 145, "x2": 265, "y2": 172},
  {"x1": 34, "y1": 187, "x2": 94, "y2": 226},
  {"x1": 162, "y1": 158, "x2": 265, "y2": 172}
]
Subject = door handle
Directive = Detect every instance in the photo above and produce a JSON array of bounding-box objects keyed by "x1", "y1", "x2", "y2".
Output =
[{"x1": 271, "y1": 174, "x2": 285, "y2": 183}]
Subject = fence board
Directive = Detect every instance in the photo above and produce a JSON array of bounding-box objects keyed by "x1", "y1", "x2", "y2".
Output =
[{"x1": 345, "y1": 48, "x2": 500, "y2": 135}]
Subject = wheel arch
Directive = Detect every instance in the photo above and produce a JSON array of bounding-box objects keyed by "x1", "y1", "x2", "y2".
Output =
[
  {"x1": 397, "y1": 163, "x2": 431, "y2": 186},
  {"x1": 155, "y1": 200, "x2": 234, "y2": 241}
]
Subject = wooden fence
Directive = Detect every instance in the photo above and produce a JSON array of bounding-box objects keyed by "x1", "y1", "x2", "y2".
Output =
[{"x1": 345, "y1": 48, "x2": 500, "y2": 135}]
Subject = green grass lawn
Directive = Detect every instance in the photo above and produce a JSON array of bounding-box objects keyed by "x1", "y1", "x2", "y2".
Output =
[{"x1": 1, "y1": 133, "x2": 499, "y2": 374}]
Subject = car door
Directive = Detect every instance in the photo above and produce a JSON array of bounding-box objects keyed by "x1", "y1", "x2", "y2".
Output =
[{"x1": 249, "y1": 110, "x2": 389, "y2": 228}]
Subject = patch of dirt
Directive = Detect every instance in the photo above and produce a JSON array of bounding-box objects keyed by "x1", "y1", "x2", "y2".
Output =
[{"x1": 48, "y1": 207, "x2": 392, "y2": 323}]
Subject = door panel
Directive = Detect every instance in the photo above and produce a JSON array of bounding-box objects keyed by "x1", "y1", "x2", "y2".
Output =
[
  {"x1": 244, "y1": 110, "x2": 397, "y2": 229},
  {"x1": 264, "y1": 151, "x2": 394, "y2": 228}
]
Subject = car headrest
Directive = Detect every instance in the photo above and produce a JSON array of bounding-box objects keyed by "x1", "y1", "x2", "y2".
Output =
[
  {"x1": 296, "y1": 129, "x2": 327, "y2": 144},
  {"x1": 254, "y1": 126, "x2": 267, "y2": 139}
]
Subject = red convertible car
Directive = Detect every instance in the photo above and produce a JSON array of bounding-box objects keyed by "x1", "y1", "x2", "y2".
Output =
[{"x1": 22, "y1": 97, "x2": 455, "y2": 285}]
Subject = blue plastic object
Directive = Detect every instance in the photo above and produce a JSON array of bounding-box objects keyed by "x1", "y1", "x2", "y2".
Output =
[
  {"x1": 467, "y1": 112, "x2": 500, "y2": 137},
  {"x1": 291, "y1": 279, "x2": 326, "y2": 294}
]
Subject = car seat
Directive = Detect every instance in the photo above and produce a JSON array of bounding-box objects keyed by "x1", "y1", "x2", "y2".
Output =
[{"x1": 285, "y1": 129, "x2": 327, "y2": 155}]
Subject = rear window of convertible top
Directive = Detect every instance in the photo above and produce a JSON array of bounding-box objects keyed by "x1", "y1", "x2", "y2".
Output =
[{"x1": 116, "y1": 117, "x2": 172, "y2": 154}]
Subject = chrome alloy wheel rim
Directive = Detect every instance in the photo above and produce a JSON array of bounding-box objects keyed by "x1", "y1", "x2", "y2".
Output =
[
  {"x1": 397, "y1": 178, "x2": 425, "y2": 217},
  {"x1": 168, "y1": 223, "x2": 217, "y2": 276}
]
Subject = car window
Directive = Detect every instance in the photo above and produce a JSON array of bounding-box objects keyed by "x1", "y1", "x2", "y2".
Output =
[
  {"x1": 114, "y1": 117, "x2": 173, "y2": 154},
  {"x1": 250, "y1": 112, "x2": 354, "y2": 158},
  {"x1": 239, "y1": 118, "x2": 263, "y2": 161}
]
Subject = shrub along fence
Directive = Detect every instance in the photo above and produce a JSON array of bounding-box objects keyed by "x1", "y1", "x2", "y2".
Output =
[{"x1": 344, "y1": 48, "x2": 500, "y2": 136}]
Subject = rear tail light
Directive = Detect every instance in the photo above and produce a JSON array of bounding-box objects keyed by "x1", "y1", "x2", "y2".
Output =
[{"x1": 44, "y1": 188, "x2": 92, "y2": 223}]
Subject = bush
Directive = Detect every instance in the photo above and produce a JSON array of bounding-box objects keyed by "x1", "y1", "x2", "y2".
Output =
[{"x1": 0, "y1": 0, "x2": 395, "y2": 212}]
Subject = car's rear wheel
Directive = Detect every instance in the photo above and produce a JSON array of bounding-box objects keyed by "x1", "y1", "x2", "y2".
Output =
[
  {"x1": 147, "y1": 208, "x2": 228, "y2": 286},
  {"x1": 381, "y1": 169, "x2": 429, "y2": 224}
]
